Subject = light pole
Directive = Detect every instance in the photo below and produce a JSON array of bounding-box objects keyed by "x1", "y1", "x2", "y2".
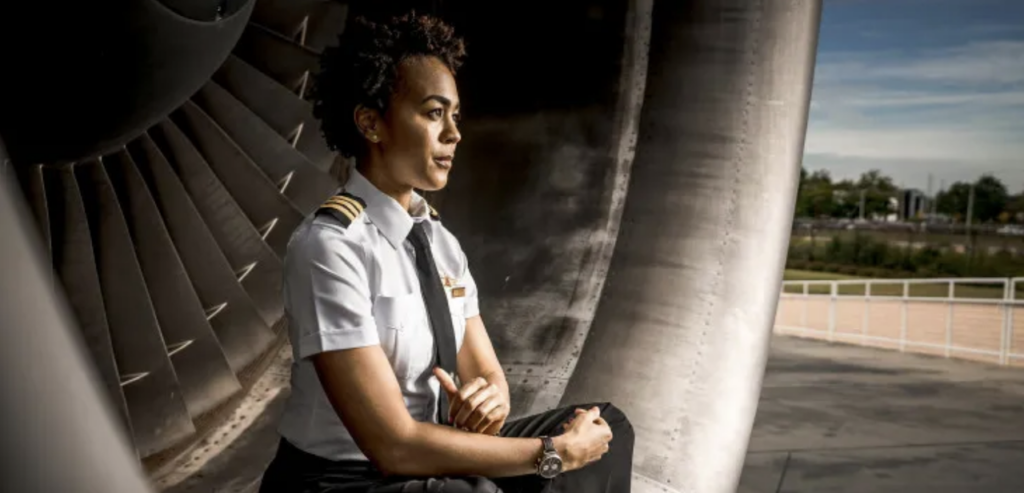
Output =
[
  {"x1": 965, "y1": 183, "x2": 976, "y2": 272},
  {"x1": 859, "y1": 188, "x2": 866, "y2": 221}
]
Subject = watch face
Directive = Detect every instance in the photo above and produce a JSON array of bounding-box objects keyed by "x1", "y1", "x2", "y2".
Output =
[{"x1": 539, "y1": 455, "x2": 563, "y2": 479}]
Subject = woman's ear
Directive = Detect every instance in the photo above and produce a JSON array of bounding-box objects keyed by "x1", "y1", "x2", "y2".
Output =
[{"x1": 354, "y1": 104, "x2": 384, "y2": 144}]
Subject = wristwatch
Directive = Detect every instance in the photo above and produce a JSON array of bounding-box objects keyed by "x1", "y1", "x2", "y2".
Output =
[{"x1": 535, "y1": 436, "x2": 564, "y2": 479}]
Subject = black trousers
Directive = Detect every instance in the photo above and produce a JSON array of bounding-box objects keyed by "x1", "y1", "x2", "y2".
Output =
[{"x1": 258, "y1": 402, "x2": 634, "y2": 493}]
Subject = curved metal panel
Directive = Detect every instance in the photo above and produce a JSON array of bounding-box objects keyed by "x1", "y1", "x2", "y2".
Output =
[
  {"x1": 431, "y1": 0, "x2": 641, "y2": 418},
  {"x1": 251, "y1": 0, "x2": 324, "y2": 38},
  {"x1": 251, "y1": 0, "x2": 350, "y2": 53},
  {"x1": 75, "y1": 160, "x2": 196, "y2": 457},
  {"x1": 303, "y1": 1, "x2": 350, "y2": 53},
  {"x1": 127, "y1": 134, "x2": 278, "y2": 373},
  {"x1": 0, "y1": 153, "x2": 154, "y2": 493},
  {"x1": 20, "y1": 165, "x2": 53, "y2": 275},
  {"x1": 159, "y1": 0, "x2": 251, "y2": 20},
  {"x1": 559, "y1": 2, "x2": 822, "y2": 492},
  {"x1": 0, "y1": 140, "x2": 7, "y2": 174},
  {"x1": 105, "y1": 150, "x2": 242, "y2": 418},
  {"x1": 148, "y1": 119, "x2": 284, "y2": 329},
  {"x1": 171, "y1": 101, "x2": 304, "y2": 256},
  {"x1": 192, "y1": 81, "x2": 337, "y2": 213},
  {"x1": 0, "y1": 0, "x2": 256, "y2": 164},
  {"x1": 234, "y1": 23, "x2": 321, "y2": 95},
  {"x1": 213, "y1": 55, "x2": 334, "y2": 171},
  {"x1": 48, "y1": 166, "x2": 134, "y2": 442}
]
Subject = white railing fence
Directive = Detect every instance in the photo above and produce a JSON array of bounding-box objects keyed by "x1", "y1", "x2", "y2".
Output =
[{"x1": 775, "y1": 277, "x2": 1024, "y2": 367}]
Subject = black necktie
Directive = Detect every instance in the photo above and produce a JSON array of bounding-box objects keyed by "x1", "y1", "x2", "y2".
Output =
[{"x1": 406, "y1": 221, "x2": 458, "y2": 426}]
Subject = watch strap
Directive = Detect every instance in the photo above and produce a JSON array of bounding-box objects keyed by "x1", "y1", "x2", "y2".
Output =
[
  {"x1": 541, "y1": 436, "x2": 555, "y2": 454},
  {"x1": 536, "y1": 436, "x2": 563, "y2": 478}
]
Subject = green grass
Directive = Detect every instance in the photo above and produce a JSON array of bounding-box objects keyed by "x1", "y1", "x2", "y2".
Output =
[
  {"x1": 782, "y1": 269, "x2": 1009, "y2": 299},
  {"x1": 799, "y1": 229, "x2": 1024, "y2": 253},
  {"x1": 783, "y1": 269, "x2": 862, "y2": 281}
]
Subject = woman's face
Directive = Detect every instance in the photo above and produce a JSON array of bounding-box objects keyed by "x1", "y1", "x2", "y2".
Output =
[{"x1": 363, "y1": 55, "x2": 462, "y2": 194}]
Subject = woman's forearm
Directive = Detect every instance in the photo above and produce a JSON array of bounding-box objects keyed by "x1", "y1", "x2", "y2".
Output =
[{"x1": 386, "y1": 423, "x2": 555, "y2": 478}]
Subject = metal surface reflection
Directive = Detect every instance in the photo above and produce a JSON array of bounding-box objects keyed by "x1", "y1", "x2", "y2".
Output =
[
  {"x1": 0, "y1": 139, "x2": 155, "y2": 492},
  {"x1": 561, "y1": 2, "x2": 822, "y2": 492}
]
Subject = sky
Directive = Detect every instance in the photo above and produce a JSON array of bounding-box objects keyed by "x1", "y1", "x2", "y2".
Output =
[{"x1": 803, "y1": 0, "x2": 1024, "y2": 194}]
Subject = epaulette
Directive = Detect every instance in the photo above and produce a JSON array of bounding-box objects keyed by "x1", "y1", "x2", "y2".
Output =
[
  {"x1": 428, "y1": 204, "x2": 441, "y2": 221},
  {"x1": 316, "y1": 191, "x2": 366, "y2": 227}
]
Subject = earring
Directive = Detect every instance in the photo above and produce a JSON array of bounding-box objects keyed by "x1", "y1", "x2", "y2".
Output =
[{"x1": 369, "y1": 133, "x2": 379, "y2": 142}]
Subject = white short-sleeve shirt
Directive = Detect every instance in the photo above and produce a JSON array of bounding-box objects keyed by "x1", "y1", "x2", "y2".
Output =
[{"x1": 276, "y1": 166, "x2": 480, "y2": 461}]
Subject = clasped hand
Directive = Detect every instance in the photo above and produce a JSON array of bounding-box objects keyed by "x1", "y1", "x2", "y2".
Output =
[{"x1": 433, "y1": 367, "x2": 509, "y2": 435}]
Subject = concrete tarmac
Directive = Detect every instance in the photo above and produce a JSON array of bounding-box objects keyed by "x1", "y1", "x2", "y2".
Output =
[
  {"x1": 157, "y1": 335, "x2": 1024, "y2": 492},
  {"x1": 739, "y1": 336, "x2": 1024, "y2": 493}
]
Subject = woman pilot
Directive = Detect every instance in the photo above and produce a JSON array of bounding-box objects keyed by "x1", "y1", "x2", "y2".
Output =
[{"x1": 258, "y1": 11, "x2": 634, "y2": 493}]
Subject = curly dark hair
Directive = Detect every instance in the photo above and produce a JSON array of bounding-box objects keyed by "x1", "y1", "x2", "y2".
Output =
[{"x1": 311, "y1": 11, "x2": 467, "y2": 159}]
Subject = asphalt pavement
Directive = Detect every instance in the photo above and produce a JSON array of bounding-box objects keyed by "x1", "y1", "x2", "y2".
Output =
[{"x1": 739, "y1": 335, "x2": 1024, "y2": 493}]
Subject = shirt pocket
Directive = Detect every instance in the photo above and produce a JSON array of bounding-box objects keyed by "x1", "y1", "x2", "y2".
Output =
[{"x1": 373, "y1": 292, "x2": 431, "y2": 380}]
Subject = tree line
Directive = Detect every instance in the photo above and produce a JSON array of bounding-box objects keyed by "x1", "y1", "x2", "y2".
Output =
[{"x1": 795, "y1": 168, "x2": 1024, "y2": 224}]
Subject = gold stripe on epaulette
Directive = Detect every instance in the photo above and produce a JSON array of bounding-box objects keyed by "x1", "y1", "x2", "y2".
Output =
[
  {"x1": 326, "y1": 194, "x2": 364, "y2": 211},
  {"x1": 340, "y1": 194, "x2": 366, "y2": 211},
  {"x1": 321, "y1": 203, "x2": 356, "y2": 222},
  {"x1": 326, "y1": 196, "x2": 363, "y2": 217}
]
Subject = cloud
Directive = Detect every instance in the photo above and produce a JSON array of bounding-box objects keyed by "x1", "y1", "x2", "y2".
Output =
[
  {"x1": 840, "y1": 89, "x2": 1024, "y2": 109},
  {"x1": 816, "y1": 41, "x2": 1024, "y2": 85},
  {"x1": 805, "y1": 128, "x2": 1024, "y2": 162},
  {"x1": 804, "y1": 36, "x2": 1024, "y2": 191}
]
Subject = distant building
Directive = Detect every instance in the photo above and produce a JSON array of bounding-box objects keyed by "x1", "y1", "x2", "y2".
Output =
[{"x1": 899, "y1": 189, "x2": 929, "y2": 221}]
